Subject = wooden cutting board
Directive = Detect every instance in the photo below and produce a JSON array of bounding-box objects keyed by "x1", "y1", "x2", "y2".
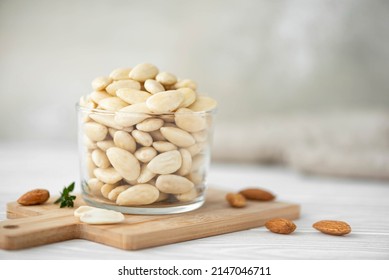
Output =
[{"x1": 0, "y1": 188, "x2": 300, "y2": 250}]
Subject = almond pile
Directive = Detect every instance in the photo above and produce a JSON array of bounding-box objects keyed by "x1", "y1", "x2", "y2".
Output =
[{"x1": 79, "y1": 64, "x2": 217, "y2": 209}]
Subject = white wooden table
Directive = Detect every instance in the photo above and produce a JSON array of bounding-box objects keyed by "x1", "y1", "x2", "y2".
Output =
[{"x1": 0, "y1": 143, "x2": 388, "y2": 259}]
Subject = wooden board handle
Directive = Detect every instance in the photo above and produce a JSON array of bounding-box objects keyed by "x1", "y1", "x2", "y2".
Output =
[{"x1": 0, "y1": 212, "x2": 78, "y2": 250}]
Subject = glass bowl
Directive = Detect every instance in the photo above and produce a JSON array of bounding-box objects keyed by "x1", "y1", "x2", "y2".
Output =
[{"x1": 77, "y1": 102, "x2": 215, "y2": 214}]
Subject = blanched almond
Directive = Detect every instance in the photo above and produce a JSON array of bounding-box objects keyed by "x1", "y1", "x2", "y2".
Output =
[
  {"x1": 92, "y1": 76, "x2": 112, "y2": 91},
  {"x1": 87, "y1": 178, "x2": 104, "y2": 196},
  {"x1": 175, "y1": 108, "x2": 207, "y2": 132},
  {"x1": 101, "y1": 184, "x2": 117, "y2": 199},
  {"x1": 96, "y1": 140, "x2": 115, "y2": 151},
  {"x1": 106, "y1": 147, "x2": 141, "y2": 181},
  {"x1": 146, "y1": 90, "x2": 184, "y2": 113},
  {"x1": 188, "y1": 95, "x2": 217, "y2": 112},
  {"x1": 116, "y1": 184, "x2": 159, "y2": 206},
  {"x1": 134, "y1": 147, "x2": 157, "y2": 163},
  {"x1": 90, "y1": 91, "x2": 111, "y2": 103},
  {"x1": 94, "y1": 168, "x2": 123, "y2": 184},
  {"x1": 84, "y1": 136, "x2": 97, "y2": 149},
  {"x1": 79, "y1": 208, "x2": 125, "y2": 224},
  {"x1": 108, "y1": 185, "x2": 129, "y2": 201},
  {"x1": 177, "y1": 87, "x2": 196, "y2": 108},
  {"x1": 79, "y1": 95, "x2": 97, "y2": 110},
  {"x1": 147, "y1": 150, "x2": 182, "y2": 174},
  {"x1": 89, "y1": 113, "x2": 123, "y2": 129},
  {"x1": 91, "y1": 149, "x2": 110, "y2": 168},
  {"x1": 86, "y1": 153, "x2": 96, "y2": 178},
  {"x1": 177, "y1": 148, "x2": 192, "y2": 176},
  {"x1": 117, "y1": 88, "x2": 151, "y2": 104},
  {"x1": 129, "y1": 63, "x2": 159, "y2": 82},
  {"x1": 156, "y1": 72, "x2": 177, "y2": 86},
  {"x1": 137, "y1": 164, "x2": 156, "y2": 183},
  {"x1": 144, "y1": 79, "x2": 165, "y2": 94},
  {"x1": 115, "y1": 103, "x2": 152, "y2": 127},
  {"x1": 156, "y1": 174, "x2": 194, "y2": 194},
  {"x1": 176, "y1": 188, "x2": 198, "y2": 202},
  {"x1": 160, "y1": 127, "x2": 195, "y2": 147},
  {"x1": 98, "y1": 97, "x2": 128, "y2": 111},
  {"x1": 136, "y1": 118, "x2": 164, "y2": 132},
  {"x1": 152, "y1": 141, "x2": 177, "y2": 152},
  {"x1": 113, "y1": 131, "x2": 136, "y2": 153},
  {"x1": 131, "y1": 130, "x2": 153, "y2": 147},
  {"x1": 109, "y1": 67, "x2": 132, "y2": 80},
  {"x1": 74, "y1": 206, "x2": 95, "y2": 217},
  {"x1": 90, "y1": 113, "x2": 125, "y2": 130},
  {"x1": 106, "y1": 80, "x2": 141, "y2": 95},
  {"x1": 84, "y1": 122, "x2": 108, "y2": 142}
]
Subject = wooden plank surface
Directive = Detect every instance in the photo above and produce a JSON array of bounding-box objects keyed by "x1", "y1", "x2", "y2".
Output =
[
  {"x1": 0, "y1": 144, "x2": 388, "y2": 259},
  {"x1": 0, "y1": 189, "x2": 299, "y2": 250}
]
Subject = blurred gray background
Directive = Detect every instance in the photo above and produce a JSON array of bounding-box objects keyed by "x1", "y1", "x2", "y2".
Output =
[{"x1": 1, "y1": 0, "x2": 388, "y2": 179}]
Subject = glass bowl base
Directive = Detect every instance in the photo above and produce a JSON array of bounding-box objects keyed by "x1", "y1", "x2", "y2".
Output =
[{"x1": 82, "y1": 194, "x2": 205, "y2": 215}]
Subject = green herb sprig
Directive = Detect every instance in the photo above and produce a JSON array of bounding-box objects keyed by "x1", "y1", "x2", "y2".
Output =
[{"x1": 55, "y1": 182, "x2": 76, "y2": 208}]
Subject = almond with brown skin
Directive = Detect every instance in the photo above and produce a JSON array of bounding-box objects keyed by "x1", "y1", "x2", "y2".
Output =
[
  {"x1": 226, "y1": 193, "x2": 246, "y2": 208},
  {"x1": 313, "y1": 220, "x2": 351, "y2": 236},
  {"x1": 239, "y1": 188, "x2": 275, "y2": 201},
  {"x1": 265, "y1": 218, "x2": 296, "y2": 234},
  {"x1": 17, "y1": 189, "x2": 50, "y2": 206}
]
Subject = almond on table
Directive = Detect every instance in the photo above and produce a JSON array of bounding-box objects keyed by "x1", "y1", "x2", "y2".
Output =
[
  {"x1": 17, "y1": 189, "x2": 50, "y2": 206},
  {"x1": 239, "y1": 188, "x2": 275, "y2": 201},
  {"x1": 226, "y1": 193, "x2": 246, "y2": 208},
  {"x1": 313, "y1": 220, "x2": 351, "y2": 236},
  {"x1": 265, "y1": 218, "x2": 296, "y2": 234}
]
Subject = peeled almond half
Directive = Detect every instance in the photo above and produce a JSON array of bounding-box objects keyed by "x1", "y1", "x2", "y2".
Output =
[{"x1": 79, "y1": 208, "x2": 125, "y2": 224}]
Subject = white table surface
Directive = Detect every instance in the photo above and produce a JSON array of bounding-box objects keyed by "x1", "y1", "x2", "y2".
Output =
[{"x1": 0, "y1": 142, "x2": 388, "y2": 260}]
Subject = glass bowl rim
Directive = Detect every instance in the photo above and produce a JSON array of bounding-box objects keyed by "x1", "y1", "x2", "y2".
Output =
[{"x1": 76, "y1": 103, "x2": 217, "y2": 115}]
